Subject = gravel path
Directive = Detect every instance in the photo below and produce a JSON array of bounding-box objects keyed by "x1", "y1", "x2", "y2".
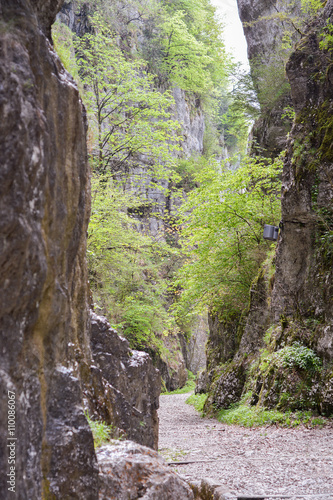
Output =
[{"x1": 158, "y1": 393, "x2": 333, "y2": 500}]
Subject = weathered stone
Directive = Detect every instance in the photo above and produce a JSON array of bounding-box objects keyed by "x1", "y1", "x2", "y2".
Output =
[
  {"x1": 97, "y1": 440, "x2": 194, "y2": 500},
  {"x1": 204, "y1": 2, "x2": 333, "y2": 416},
  {"x1": 270, "y1": 2, "x2": 333, "y2": 414},
  {"x1": 236, "y1": 0, "x2": 295, "y2": 155},
  {"x1": 189, "y1": 478, "x2": 230, "y2": 500},
  {"x1": 207, "y1": 311, "x2": 242, "y2": 368},
  {"x1": 195, "y1": 369, "x2": 209, "y2": 395},
  {"x1": 153, "y1": 349, "x2": 187, "y2": 392},
  {"x1": 0, "y1": 0, "x2": 98, "y2": 498},
  {"x1": 207, "y1": 360, "x2": 247, "y2": 411},
  {"x1": 87, "y1": 312, "x2": 161, "y2": 450},
  {"x1": 179, "y1": 315, "x2": 208, "y2": 375}
]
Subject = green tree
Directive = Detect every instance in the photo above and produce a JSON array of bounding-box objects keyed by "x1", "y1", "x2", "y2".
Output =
[
  {"x1": 88, "y1": 175, "x2": 180, "y2": 351},
  {"x1": 173, "y1": 155, "x2": 283, "y2": 317},
  {"x1": 74, "y1": 15, "x2": 181, "y2": 176},
  {"x1": 142, "y1": 0, "x2": 230, "y2": 93}
]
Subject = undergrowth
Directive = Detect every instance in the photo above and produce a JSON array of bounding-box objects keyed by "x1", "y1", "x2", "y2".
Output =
[
  {"x1": 217, "y1": 404, "x2": 327, "y2": 428},
  {"x1": 85, "y1": 413, "x2": 122, "y2": 448},
  {"x1": 186, "y1": 394, "x2": 329, "y2": 427},
  {"x1": 185, "y1": 393, "x2": 208, "y2": 414}
]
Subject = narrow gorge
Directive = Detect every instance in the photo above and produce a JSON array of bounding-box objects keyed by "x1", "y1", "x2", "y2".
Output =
[{"x1": 0, "y1": 0, "x2": 332, "y2": 499}]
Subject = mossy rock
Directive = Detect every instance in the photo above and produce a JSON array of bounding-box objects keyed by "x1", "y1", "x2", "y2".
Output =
[
  {"x1": 204, "y1": 358, "x2": 247, "y2": 414},
  {"x1": 248, "y1": 342, "x2": 322, "y2": 412},
  {"x1": 319, "y1": 368, "x2": 333, "y2": 416}
]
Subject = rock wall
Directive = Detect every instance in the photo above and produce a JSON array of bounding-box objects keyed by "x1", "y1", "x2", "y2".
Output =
[
  {"x1": 271, "y1": 0, "x2": 333, "y2": 412},
  {"x1": 0, "y1": 1, "x2": 162, "y2": 498},
  {"x1": 202, "y1": 1, "x2": 333, "y2": 416},
  {"x1": 0, "y1": 0, "x2": 98, "y2": 498},
  {"x1": 237, "y1": 0, "x2": 296, "y2": 155},
  {"x1": 86, "y1": 313, "x2": 161, "y2": 450}
]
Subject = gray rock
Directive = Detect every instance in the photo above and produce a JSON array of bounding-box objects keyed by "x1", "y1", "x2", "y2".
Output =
[
  {"x1": 189, "y1": 477, "x2": 230, "y2": 500},
  {"x1": 236, "y1": 0, "x2": 295, "y2": 155},
  {"x1": 195, "y1": 369, "x2": 209, "y2": 395},
  {"x1": 97, "y1": 440, "x2": 194, "y2": 500},
  {"x1": 87, "y1": 312, "x2": 161, "y2": 450},
  {"x1": 0, "y1": 0, "x2": 98, "y2": 498}
]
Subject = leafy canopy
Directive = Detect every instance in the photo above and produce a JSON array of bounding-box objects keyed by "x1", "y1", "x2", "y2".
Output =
[
  {"x1": 88, "y1": 175, "x2": 180, "y2": 352},
  {"x1": 173, "y1": 155, "x2": 283, "y2": 316},
  {"x1": 74, "y1": 14, "x2": 181, "y2": 175}
]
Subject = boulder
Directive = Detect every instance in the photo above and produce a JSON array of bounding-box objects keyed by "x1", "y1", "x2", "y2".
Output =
[
  {"x1": 97, "y1": 440, "x2": 194, "y2": 500},
  {"x1": 86, "y1": 312, "x2": 161, "y2": 450}
]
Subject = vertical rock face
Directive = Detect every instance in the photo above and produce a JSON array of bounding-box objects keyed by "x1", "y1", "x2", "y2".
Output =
[
  {"x1": 0, "y1": 0, "x2": 98, "y2": 497},
  {"x1": 272, "y1": 0, "x2": 333, "y2": 405},
  {"x1": 236, "y1": 0, "x2": 295, "y2": 155},
  {"x1": 202, "y1": 1, "x2": 333, "y2": 416},
  {"x1": 87, "y1": 313, "x2": 161, "y2": 450}
]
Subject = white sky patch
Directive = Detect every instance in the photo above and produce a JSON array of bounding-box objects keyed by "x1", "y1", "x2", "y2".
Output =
[{"x1": 211, "y1": 0, "x2": 249, "y2": 69}]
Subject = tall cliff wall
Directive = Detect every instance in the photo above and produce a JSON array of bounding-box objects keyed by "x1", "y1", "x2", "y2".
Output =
[
  {"x1": 237, "y1": 0, "x2": 297, "y2": 156},
  {"x1": 0, "y1": 1, "x2": 161, "y2": 498},
  {"x1": 271, "y1": 0, "x2": 333, "y2": 412},
  {"x1": 201, "y1": 0, "x2": 333, "y2": 416},
  {"x1": 0, "y1": 0, "x2": 98, "y2": 497}
]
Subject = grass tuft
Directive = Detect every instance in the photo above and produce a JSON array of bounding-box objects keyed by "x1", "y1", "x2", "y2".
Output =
[
  {"x1": 85, "y1": 413, "x2": 121, "y2": 448},
  {"x1": 185, "y1": 393, "x2": 208, "y2": 414},
  {"x1": 185, "y1": 396, "x2": 330, "y2": 428}
]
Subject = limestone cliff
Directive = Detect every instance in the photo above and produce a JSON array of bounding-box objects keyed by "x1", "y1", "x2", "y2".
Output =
[
  {"x1": 0, "y1": 0, "x2": 98, "y2": 497},
  {"x1": 0, "y1": 1, "x2": 161, "y2": 498},
  {"x1": 202, "y1": 1, "x2": 333, "y2": 417},
  {"x1": 237, "y1": 0, "x2": 297, "y2": 156}
]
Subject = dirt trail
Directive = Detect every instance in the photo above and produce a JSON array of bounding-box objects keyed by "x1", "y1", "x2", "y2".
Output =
[{"x1": 158, "y1": 393, "x2": 333, "y2": 499}]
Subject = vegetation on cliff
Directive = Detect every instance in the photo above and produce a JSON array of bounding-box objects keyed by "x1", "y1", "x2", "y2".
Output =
[{"x1": 53, "y1": 0, "x2": 252, "y2": 364}]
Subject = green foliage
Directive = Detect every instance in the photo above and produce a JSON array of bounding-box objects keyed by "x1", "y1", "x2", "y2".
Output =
[
  {"x1": 157, "y1": 9, "x2": 228, "y2": 93},
  {"x1": 320, "y1": 18, "x2": 333, "y2": 51},
  {"x1": 185, "y1": 393, "x2": 208, "y2": 413},
  {"x1": 74, "y1": 14, "x2": 180, "y2": 175},
  {"x1": 217, "y1": 403, "x2": 286, "y2": 427},
  {"x1": 173, "y1": 154, "x2": 283, "y2": 318},
  {"x1": 257, "y1": 339, "x2": 322, "y2": 375},
  {"x1": 85, "y1": 413, "x2": 119, "y2": 447},
  {"x1": 187, "y1": 391, "x2": 330, "y2": 427},
  {"x1": 88, "y1": 175, "x2": 180, "y2": 352},
  {"x1": 52, "y1": 21, "x2": 81, "y2": 85},
  {"x1": 300, "y1": 0, "x2": 325, "y2": 16},
  {"x1": 277, "y1": 342, "x2": 322, "y2": 373},
  {"x1": 216, "y1": 404, "x2": 328, "y2": 427},
  {"x1": 53, "y1": 0, "x2": 269, "y2": 363},
  {"x1": 218, "y1": 71, "x2": 259, "y2": 154},
  {"x1": 251, "y1": 53, "x2": 291, "y2": 112}
]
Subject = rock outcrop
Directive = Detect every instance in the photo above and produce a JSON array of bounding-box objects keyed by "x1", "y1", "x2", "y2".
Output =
[
  {"x1": 202, "y1": 1, "x2": 333, "y2": 416},
  {"x1": 85, "y1": 313, "x2": 161, "y2": 450},
  {"x1": 0, "y1": 0, "x2": 98, "y2": 497},
  {"x1": 0, "y1": 1, "x2": 162, "y2": 498},
  {"x1": 271, "y1": 0, "x2": 333, "y2": 413},
  {"x1": 237, "y1": 0, "x2": 296, "y2": 156},
  {"x1": 97, "y1": 441, "x2": 195, "y2": 499}
]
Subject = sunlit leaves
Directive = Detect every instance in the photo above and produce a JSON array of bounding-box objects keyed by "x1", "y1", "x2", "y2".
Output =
[
  {"x1": 173, "y1": 155, "x2": 283, "y2": 315},
  {"x1": 74, "y1": 14, "x2": 181, "y2": 175}
]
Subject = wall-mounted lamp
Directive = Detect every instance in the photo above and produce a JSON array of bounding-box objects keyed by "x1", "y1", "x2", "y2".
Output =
[{"x1": 263, "y1": 224, "x2": 279, "y2": 241}]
